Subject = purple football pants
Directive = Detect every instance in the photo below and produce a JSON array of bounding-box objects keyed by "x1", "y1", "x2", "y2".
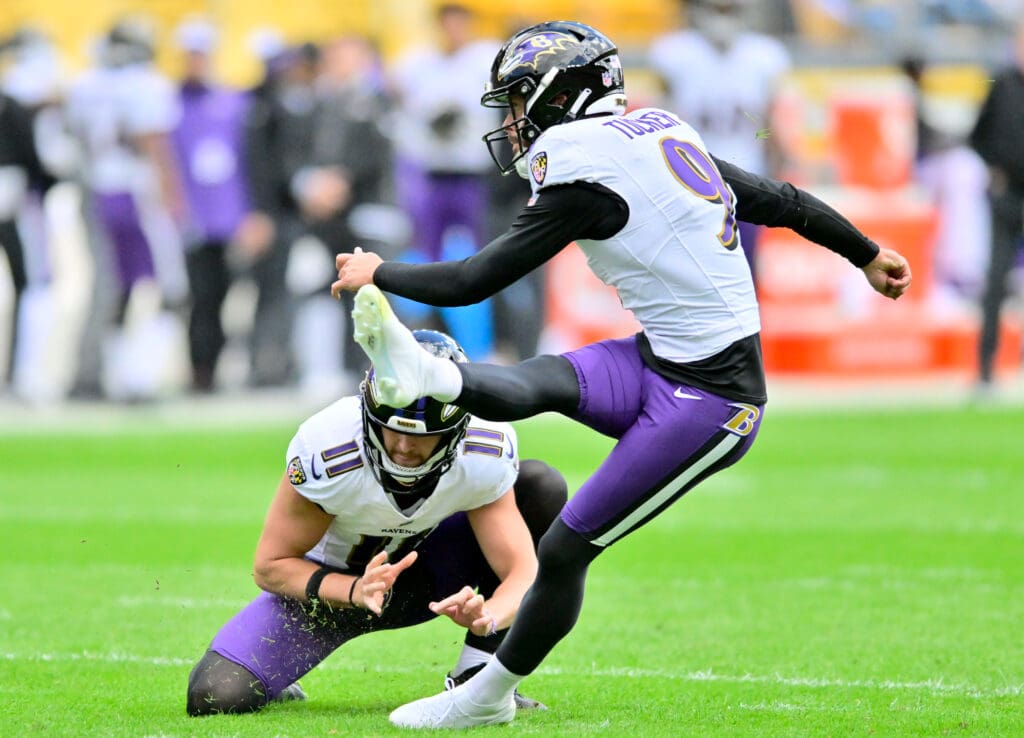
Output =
[
  {"x1": 395, "y1": 159, "x2": 488, "y2": 263},
  {"x1": 561, "y1": 336, "x2": 763, "y2": 546}
]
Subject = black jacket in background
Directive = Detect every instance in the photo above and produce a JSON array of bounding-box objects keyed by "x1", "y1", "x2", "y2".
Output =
[
  {"x1": 0, "y1": 92, "x2": 55, "y2": 192},
  {"x1": 970, "y1": 66, "x2": 1024, "y2": 191}
]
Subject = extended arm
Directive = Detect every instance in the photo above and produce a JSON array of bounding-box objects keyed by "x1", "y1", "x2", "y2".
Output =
[
  {"x1": 332, "y1": 182, "x2": 628, "y2": 304},
  {"x1": 714, "y1": 155, "x2": 879, "y2": 267},
  {"x1": 253, "y1": 474, "x2": 417, "y2": 614},
  {"x1": 430, "y1": 487, "x2": 538, "y2": 635},
  {"x1": 715, "y1": 156, "x2": 911, "y2": 298}
]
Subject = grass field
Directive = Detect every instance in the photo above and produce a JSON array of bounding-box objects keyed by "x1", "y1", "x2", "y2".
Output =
[{"x1": 1, "y1": 403, "x2": 1022, "y2": 737}]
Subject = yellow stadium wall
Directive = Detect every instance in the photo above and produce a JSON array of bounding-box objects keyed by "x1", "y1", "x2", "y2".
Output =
[{"x1": 0, "y1": 0, "x2": 678, "y2": 87}]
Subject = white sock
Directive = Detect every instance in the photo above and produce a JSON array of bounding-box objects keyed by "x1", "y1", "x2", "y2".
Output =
[
  {"x1": 462, "y1": 657, "x2": 523, "y2": 706},
  {"x1": 424, "y1": 357, "x2": 463, "y2": 402},
  {"x1": 452, "y1": 644, "x2": 491, "y2": 677}
]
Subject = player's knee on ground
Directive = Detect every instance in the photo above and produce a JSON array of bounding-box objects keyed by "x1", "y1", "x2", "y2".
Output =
[
  {"x1": 514, "y1": 459, "x2": 568, "y2": 546},
  {"x1": 186, "y1": 650, "x2": 269, "y2": 716}
]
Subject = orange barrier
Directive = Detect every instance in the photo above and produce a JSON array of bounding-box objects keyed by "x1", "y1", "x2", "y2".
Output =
[
  {"x1": 760, "y1": 302, "x2": 1021, "y2": 376},
  {"x1": 830, "y1": 91, "x2": 915, "y2": 190},
  {"x1": 757, "y1": 187, "x2": 1020, "y2": 377},
  {"x1": 757, "y1": 187, "x2": 936, "y2": 309}
]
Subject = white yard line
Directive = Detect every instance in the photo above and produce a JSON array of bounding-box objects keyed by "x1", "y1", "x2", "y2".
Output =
[{"x1": 2, "y1": 650, "x2": 1020, "y2": 699}]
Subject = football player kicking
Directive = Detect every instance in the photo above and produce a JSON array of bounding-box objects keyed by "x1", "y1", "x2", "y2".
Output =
[
  {"x1": 185, "y1": 330, "x2": 565, "y2": 716},
  {"x1": 332, "y1": 20, "x2": 912, "y2": 730}
]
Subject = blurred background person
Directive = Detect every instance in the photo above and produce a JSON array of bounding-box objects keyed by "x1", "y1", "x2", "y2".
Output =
[
  {"x1": 649, "y1": 0, "x2": 792, "y2": 282},
  {"x1": 2, "y1": 27, "x2": 101, "y2": 403},
  {"x1": 289, "y1": 33, "x2": 397, "y2": 398},
  {"x1": 969, "y1": 21, "x2": 1024, "y2": 394},
  {"x1": 0, "y1": 79, "x2": 56, "y2": 399},
  {"x1": 64, "y1": 16, "x2": 187, "y2": 402},
  {"x1": 386, "y1": 2, "x2": 500, "y2": 359},
  {"x1": 476, "y1": 17, "x2": 545, "y2": 364},
  {"x1": 485, "y1": 136, "x2": 543, "y2": 363},
  {"x1": 170, "y1": 17, "x2": 251, "y2": 394},
  {"x1": 900, "y1": 55, "x2": 990, "y2": 312},
  {"x1": 237, "y1": 41, "x2": 320, "y2": 389}
]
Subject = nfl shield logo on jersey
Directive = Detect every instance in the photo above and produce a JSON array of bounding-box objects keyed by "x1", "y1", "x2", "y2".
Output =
[
  {"x1": 287, "y1": 455, "x2": 307, "y2": 485},
  {"x1": 530, "y1": 152, "x2": 548, "y2": 185}
]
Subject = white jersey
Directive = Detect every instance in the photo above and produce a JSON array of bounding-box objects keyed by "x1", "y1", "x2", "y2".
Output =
[
  {"x1": 525, "y1": 107, "x2": 760, "y2": 362},
  {"x1": 284, "y1": 396, "x2": 519, "y2": 570},
  {"x1": 65, "y1": 63, "x2": 180, "y2": 193},
  {"x1": 648, "y1": 31, "x2": 790, "y2": 175},
  {"x1": 389, "y1": 39, "x2": 500, "y2": 173}
]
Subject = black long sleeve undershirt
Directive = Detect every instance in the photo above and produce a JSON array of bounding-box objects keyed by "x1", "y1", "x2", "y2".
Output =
[
  {"x1": 374, "y1": 159, "x2": 880, "y2": 305},
  {"x1": 375, "y1": 182, "x2": 625, "y2": 306},
  {"x1": 712, "y1": 156, "x2": 880, "y2": 268}
]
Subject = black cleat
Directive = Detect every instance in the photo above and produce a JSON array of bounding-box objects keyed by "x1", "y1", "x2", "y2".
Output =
[{"x1": 445, "y1": 664, "x2": 547, "y2": 711}]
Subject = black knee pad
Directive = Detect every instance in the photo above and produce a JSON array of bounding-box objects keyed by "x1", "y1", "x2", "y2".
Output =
[
  {"x1": 186, "y1": 650, "x2": 269, "y2": 716},
  {"x1": 514, "y1": 459, "x2": 568, "y2": 546}
]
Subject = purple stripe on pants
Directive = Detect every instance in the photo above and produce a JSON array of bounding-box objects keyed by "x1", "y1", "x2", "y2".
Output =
[{"x1": 560, "y1": 336, "x2": 763, "y2": 544}]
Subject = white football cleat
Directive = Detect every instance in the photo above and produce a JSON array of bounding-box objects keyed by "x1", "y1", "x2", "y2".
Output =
[
  {"x1": 389, "y1": 683, "x2": 515, "y2": 729},
  {"x1": 446, "y1": 664, "x2": 547, "y2": 711},
  {"x1": 351, "y1": 285, "x2": 429, "y2": 408},
  {"x1": 272, "y1": 681, "x2": 307, "y2": 703}
]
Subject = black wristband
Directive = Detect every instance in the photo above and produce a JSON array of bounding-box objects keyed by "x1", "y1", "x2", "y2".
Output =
[
  {"x1": 348, "y1": 576, "x2": 361, "y2": 607},
  {"x1": 305, "y1": 566, "x2": 334, "y2": 603}
]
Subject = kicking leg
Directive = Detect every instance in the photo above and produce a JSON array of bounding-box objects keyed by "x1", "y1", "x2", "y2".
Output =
[
  {"x1": 388, "y1": 519, "x2": 599, "y2": 728},
  {"x1": 389, "y1": 340, "x2": 764, "y2": 729},
  {"x1": 351, "y1": 285, "x2": 578, "y2": 417},
  {"x1": 444, "y1": 459, "x2": 568, "y2": 709}
]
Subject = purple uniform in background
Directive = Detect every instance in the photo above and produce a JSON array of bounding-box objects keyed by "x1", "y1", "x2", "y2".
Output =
[
  {"x1": 396, "y1": 160, "x2": 488, "y2": 262},
  {"x1": 66, "y1": 62, "x2": 183, "y2": 290},
  {"x1": 172, "y1": 83, "x2": 250, "y2": 246}
]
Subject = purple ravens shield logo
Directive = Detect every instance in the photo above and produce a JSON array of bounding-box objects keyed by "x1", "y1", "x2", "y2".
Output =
[{"x1": 530, "y1": 151, "x2": 548, "y2": 185}]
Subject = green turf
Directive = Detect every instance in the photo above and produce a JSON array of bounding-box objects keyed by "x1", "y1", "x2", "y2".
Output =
[{"x1": 1, "y1": 405, "x2": 1022, "y2": 737}]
